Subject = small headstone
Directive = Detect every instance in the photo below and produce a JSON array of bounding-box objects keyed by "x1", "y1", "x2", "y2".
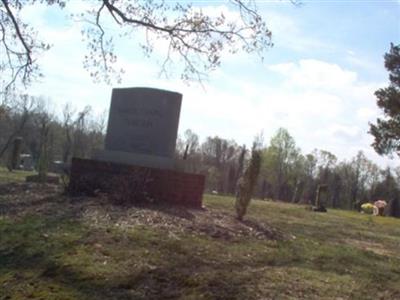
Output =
[
  {"x1": 20, "y1": 154, "x2": 33, "y2": 171},
  {"x1": 384, "y1": 198, "x2": 400, "y2": 218},
  {"x1": 373, "y1": 200, "x2": 387, "y2": 216},
  {"x1": 49, "y1": 160, "x2": 66, "y2": 174}
]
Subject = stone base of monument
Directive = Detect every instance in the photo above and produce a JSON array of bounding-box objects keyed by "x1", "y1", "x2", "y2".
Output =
[
  {"x1": 68, "y1": 158, "x2": 205, "y2": 208},
  {"x1": 93, "y1": 149, "x2": 174, "y2": 169}
]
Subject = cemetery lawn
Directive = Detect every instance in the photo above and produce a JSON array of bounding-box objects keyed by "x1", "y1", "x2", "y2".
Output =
[
  {"x1": 0, "y1": 183, "x2": 399, "y2": 299},
  {"x1": 0, "y1": 167, "x2": 35, "y2": 183}
]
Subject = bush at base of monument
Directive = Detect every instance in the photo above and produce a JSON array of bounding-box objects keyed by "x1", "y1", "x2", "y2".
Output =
[{"x1": 235, "y1": 149, "x2": 261, "y2": 221}]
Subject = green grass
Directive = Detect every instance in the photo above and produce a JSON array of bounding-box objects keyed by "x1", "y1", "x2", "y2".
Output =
[
  {"x1": 0, "y1": 185, "x2": 399, "y2": 299},
  {"x1": 0, "y1": 166, "x2": 35, "y2": 183}
]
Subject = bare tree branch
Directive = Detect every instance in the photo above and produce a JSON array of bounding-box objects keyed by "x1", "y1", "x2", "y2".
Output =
[
  {"x1": 85, "y1": 0, "x2": 272, "y2": 82},
  {"x1": 1, "y1": 0, "x2": 274, "y2": 87},
  {"x1": 1, "y1": 0, "x2": 32, "y2": 64}
]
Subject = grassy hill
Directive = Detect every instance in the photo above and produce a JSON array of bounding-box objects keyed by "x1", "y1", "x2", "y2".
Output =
[
  {"x1": 0, "y1": 167, "x2": 35, "y2": 183},
  {"x1": 0, "y1": 175, "x2": 399, "y2": 299}
]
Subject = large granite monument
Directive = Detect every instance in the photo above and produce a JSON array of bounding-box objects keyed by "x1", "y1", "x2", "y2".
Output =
[
  {"x1": 68, "y1": 87, "x2": 205, "y2": 208},
  {"x1": 95, "y1": 88, "x2": 181, "y2": 169}
]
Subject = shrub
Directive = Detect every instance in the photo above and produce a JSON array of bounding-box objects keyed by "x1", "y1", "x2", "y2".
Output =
[{"x1": 235, "y1": 148, "x2": 261, "y2": 221}]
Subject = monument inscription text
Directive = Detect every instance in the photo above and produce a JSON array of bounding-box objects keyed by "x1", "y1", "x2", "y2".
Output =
[{"x1": 104, "y1": 87, "x2": 182, "y2": 158}]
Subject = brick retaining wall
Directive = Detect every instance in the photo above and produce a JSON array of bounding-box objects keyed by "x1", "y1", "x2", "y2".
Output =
[{"x1": 68, "y1": 158, "x2": 205, "y2": 208}]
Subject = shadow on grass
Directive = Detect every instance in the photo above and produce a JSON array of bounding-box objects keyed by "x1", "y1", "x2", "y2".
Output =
[
  {"x1": 0, "y1": 190, "x2": 259, "y2": 299},
  {"x1": 0, "y1": 214, "x2": 260, "y2": 299},
  {"x1": 1, "y1": 185, "x2": 400, "y2": 299}
]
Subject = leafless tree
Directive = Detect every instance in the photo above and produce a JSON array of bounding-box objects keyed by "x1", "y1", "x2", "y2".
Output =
[
  {"x1": 0, "y1": 93, "x2": 36, "y2": 160},
  {"x1": 34, "y1": 97, "x2": 54, "y2": 180},
  {"x1": 85, "y1": 109, "x2": 107, "y2": 157},
  {"x1": 72, "y1": 105, "x2": 91, "y2": 159},
  {"x1": 1, "y1": 0, "x2": 273, "y2": 90},
  {"x1": 0, "y1": 0, "x2": 53, "y2": 92},
  {"x1": 61, "y1": 102, "x2": 76, "y2": 163}
]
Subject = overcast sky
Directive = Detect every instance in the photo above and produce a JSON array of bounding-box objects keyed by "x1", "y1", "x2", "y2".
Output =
[{"x1": 18, "y1": 0, "x2": 400, "y2": 167}]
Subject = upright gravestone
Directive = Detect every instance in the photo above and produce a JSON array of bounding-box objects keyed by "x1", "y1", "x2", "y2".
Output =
[
  {"x1": 384, "y1": 198, "x2": 400, "y2": 218},
  {"x1": 20, "y1": 154, "x2": 33, "y2": 171},
  {"x1": 9, "y1": 137, "x2": 22, "y2": 170},
  {"x1": 94, "y1": 87, "x2": 181, "y2": 169},
  {"x1": 69, "y1": 87, "x2": 205, "y2": 208}
]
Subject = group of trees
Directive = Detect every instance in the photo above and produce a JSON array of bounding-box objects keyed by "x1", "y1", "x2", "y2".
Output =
[
  {"x1": 1, "y1": 43, "x2": 399, "y2": 212},
  {"x1": 1, "y1": 0, "x2": 399, "y2": 213},
  {"x1": 0, "y1": 95, "x2": 105, "y2": 169},
  {"x1": 3, "y1": 94, "x2": 399, "y2": 211},
  {"x1": 178, "y1": 127, "x2": 400, "y2": 210}
]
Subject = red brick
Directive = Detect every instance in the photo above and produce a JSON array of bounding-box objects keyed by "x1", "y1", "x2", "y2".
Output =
[{"x1": 68, "y1": 158, "x2": 205, "y2": 208}]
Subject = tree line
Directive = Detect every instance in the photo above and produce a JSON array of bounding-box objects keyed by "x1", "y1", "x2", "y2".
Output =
[
  {"x1": 177, "y1": 128, "x2": 399, "y2": 210},
  {"x1": 0, "y1": 94, "x2": 105, "y2": 169},
  {"x1": 1, "y1": 96, "x2": 399, "y2": 210}
]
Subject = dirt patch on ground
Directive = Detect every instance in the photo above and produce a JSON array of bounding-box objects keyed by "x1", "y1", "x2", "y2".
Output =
[
  {"x1": 0, "y1": 181, "x2": 61, "y2": 196},
  {"x1": 0, "y1": 182, "x2": 63, "y2": 217},
  {"x1": 82, "y1": 202, "x2": 284, "y2": 241},
  {"x1": 0, "y1": 182, "x2": 285, "y2": 241},
  {"x1": 343, "y1": 238, "x2": 396, "y2": 257}
]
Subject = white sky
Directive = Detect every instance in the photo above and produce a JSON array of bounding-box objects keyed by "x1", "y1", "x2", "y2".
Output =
[{"x1": 14, "y1": 1, "x2": 400, "y2": 167}]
